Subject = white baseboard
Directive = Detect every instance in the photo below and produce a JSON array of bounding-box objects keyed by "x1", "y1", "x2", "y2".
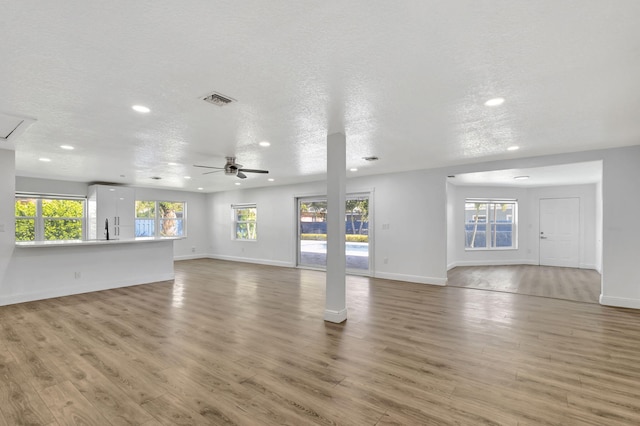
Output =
[
  {"x1": 324, "y1": 308, "x2": 348, "y2": 323},
  {"x1": 207, "y1": 254, "x2": 296, "y2": 268},
  {"x1": 449, "y1": 259, "x2": 537, "y2": 268},
  {"x1": 579, "y1": 263, "x2": 597, "y2": 270},
  {"x1": 599, "y1": 295, "x2": 640, "y2": 310},
  {"x1": 374, "y1": 272, "x2": 447, "y2": 286},
  {"x1": 174, "y1": 254, "x2": 208, "y2": 261},
  {"x1": 0, "y1": 272, "x2": 175, "y2": 307}
]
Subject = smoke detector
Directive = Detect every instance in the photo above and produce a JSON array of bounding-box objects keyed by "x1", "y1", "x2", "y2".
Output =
[{"x1": 202, "y1": 91, "x2": 236, "y2": 107}]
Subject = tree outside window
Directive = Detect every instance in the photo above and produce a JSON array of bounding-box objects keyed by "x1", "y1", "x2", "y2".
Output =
[
  {"x1": 15, "y1": 197, "x2": 84, "y2": 241},
  {"x1": 233, "y1": 205, "x2": 257, "y2": 240},
  {"x1": 465, "y1": 200, "x2": 516, "y2": 249},
  {"x1": 135, "y1": 200, "x2": 185, "y2": 237}
]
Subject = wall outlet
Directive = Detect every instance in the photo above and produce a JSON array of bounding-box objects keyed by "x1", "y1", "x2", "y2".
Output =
[
  {"x1": 383, "y1": 257, "x2": 388, "y2": 264},
  {"x1": 191, "y1": 247, "x2": 196, "y2": 253},
  {"x1": 382, "y1": 223, "x2": 390, "y2": 230},
  {"x1": 0, "y1": 223, "x2": 5, "y2": 232},
  {"x1": 74, "y1": 271, "x2": 81, "y2": 279}
]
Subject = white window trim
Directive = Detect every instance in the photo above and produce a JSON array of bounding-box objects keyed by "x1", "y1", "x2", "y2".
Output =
[
  {"x1": 464, "y1": 199, "x2": 518, "y2": 251},
  {"x1": 15, "y1": 194, "x2": 87, "y2": 242}
]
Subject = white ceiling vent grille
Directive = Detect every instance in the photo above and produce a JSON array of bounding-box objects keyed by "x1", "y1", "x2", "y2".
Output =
[{"x1": 202, "y1": 92, "x2": 236, "y2": 107}]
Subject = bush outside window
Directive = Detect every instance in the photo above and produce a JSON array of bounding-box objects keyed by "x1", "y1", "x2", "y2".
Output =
[{"x1": 15, "y1": 196, "x2": 84, "y2": 241}]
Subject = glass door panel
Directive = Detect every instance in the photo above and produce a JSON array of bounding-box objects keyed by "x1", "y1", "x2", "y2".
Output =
[{"x1": 297, "y1": 194, "x2": 370, "y2": 274}]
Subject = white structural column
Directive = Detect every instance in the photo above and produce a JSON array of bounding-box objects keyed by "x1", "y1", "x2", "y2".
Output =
[{"x1": 324, "y1": 132, "x2": 347, "y2": 323}]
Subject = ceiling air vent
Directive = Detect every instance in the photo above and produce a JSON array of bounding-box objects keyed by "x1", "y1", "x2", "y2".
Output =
[{"x1": 202, "y1": 91, "x2": 236, "y2": 107}]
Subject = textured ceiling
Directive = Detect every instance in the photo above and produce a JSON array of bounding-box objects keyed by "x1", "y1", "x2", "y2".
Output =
[
  {"x1": 448, "y1": 161, "x2": 602, "y2": 188},
  {"x1": 2, "y1": 1, "x2": 640, "y2": 192}
]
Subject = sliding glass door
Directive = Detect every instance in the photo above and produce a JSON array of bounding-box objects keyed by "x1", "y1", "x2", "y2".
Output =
[{"x1": 297, "y1": 194, "x2": 371, "y2": 274}]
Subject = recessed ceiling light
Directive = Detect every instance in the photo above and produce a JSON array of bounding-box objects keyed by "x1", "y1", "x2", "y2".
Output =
[
  {"x1": 39, "y1": 158, "x2": 51, "y2": 162},
  {"x1": 197, "y1": 187, "x2": 204, "y2": 190},
  {"x1": 109, "y1": 188, "x2": 116, "y2": 191},
  {"x1": 184, "y1": 176, "x2": 191, "y2": 179},
  {"x1": 235, "y1": 182, "x2": 241, "y2": 186},
  {"x1": 484, "y1": 97, "x2": 505, "y2": 107},
  {"x1": 350, "y1": 168, "x2": 358, "y2": 172},
  {"x1": 268, "y1": 178, "x2": 275, "y2": 182},
  {"x1": 60, "y1": 145, "x2": 74, "y2": 150},
  {"x1": 514, "y1": 176, "x2": 530, "y2": 180},
  {"x1": 507, "y1": 146, "x2": 520, "y2": 151},
  {"x1": 168, "y1": 162, "x2": 178, "y2": 166},
  {"x1": 132, "y1": 105, "x2": 151, "y2": 113},
  {"x1": 259, "y1": 141, "x2": 271, "y2": 147}
]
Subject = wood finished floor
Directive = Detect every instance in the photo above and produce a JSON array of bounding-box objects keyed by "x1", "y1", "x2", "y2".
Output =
[
  {"x1": 448, "y1": 265, "x2": 601, "y2": 304},
  {"x1": 2, "y1": 259, "x2": 640, "y2": 425}
]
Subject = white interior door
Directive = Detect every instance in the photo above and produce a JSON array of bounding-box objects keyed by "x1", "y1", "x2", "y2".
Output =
[{"x1": 539, "y1": 198, "x2": 580, "y2": 267}]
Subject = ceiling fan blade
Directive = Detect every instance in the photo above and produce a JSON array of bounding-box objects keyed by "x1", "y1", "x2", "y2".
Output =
[
  {"x1": 239, "y1": 168, "x2": 269, "y2": 174},
  {"x1": 202, "y1": 170, "x2": 224, "y2": 175},
  {"x1": 237, "y1": 171, "x2": 247, "y2": 179},
  {"x1": 194, "y1": 164, "x2": 225, "y2": 169}
]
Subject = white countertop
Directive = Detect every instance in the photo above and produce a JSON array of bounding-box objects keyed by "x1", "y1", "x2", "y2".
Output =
[{"x1": 15, "y1": 237, "x2": 181, "y2": 248}]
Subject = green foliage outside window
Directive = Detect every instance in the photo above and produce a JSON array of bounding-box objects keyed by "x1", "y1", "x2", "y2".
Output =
[
  {"x1": 234, "y1": 207, "x2": 257, "y2": 240},
  {"x1": 15, "y1": 199, "x2": 36, "y2": 241},
  {"x1": 15, "y1": 198, "x2": 84, "y2": 241}
]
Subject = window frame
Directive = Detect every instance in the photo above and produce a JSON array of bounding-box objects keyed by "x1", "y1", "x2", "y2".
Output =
[
  {"x1": 464, "y1": 198, "x2": 517, "y2": 251},
  {"x1": 135, "y1": 200, "x2": 187, "y2": 238},
  {"x1": 231, "y1": 203, "x2": 257, "y2": 241},
  {"x1": 15, "y1": 194, "x2": 86, "y2": 242}
]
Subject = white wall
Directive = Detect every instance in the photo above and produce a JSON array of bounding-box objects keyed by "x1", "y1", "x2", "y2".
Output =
[
  {"x1": 448, "y1": 185, "x2": 530, "y2": 268},
  {"x1": 527, "y1": 184, "x2": 597, "y2": 270},
  {"x1": 3, "y1": 241, "x2": 173, "y2": 306},
  {"x1": 446, "y1": 182, "x2": 456, "y2": 270},
  {"x1": 446, "y1": 183, "x2": 597, "y2": 269},
  {"x1": 0, "y1": 149, "x2": 16, "y2": 289},
  {"x1": 133, "y1": 187, "x2": 209, "y2": 260},
  {"x1": 14, "y1": 178, "x2": 209, "y2": 260},
  {"x1": 4, "y1": 145, "x2": 640, "y2": 309},
  {"x1": 0, "y1": 175, "x2": 206, "y2": 305},
  {"x1": 207, "y1": 145, "x2": 640, "y2": 309},
  {"x1": 208, "y1": 168, "x2": 449, "y2": 285},
  {"x1": 595, "y1": 180, "x2": 603, "y2": 273},
  {"x1": 600, "y1": 148, "x2": 640, "y2": 308}
]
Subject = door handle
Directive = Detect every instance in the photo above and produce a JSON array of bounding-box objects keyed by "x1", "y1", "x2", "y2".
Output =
[{"x1": 540, "y1": 236, "x2": 547, "y2": 239}]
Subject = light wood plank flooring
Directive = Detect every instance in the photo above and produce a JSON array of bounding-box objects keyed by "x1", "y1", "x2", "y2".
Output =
[
  {"x1": 1, "y1": 259, "x2": 639, "y2": 425},
  {"x1": 448, "y1": 265, "x2": 601, "y2": 304}
]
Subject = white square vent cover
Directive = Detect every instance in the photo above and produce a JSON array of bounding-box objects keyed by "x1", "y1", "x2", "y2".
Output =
[
  {"x1": 202, "y1": 91, "x2": 236, "y2": 107},
  {"x1": 0, "y1": 112, "x2": 36, "y2": 143}
]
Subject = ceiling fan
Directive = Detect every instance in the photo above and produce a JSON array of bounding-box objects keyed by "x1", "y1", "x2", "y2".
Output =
[{"x1": 194, "y1": 157, "x2": 269, "y2": 179}]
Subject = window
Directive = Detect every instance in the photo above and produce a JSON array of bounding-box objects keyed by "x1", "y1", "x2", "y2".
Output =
[
  {"x1": 135, "y1": 200, "x2": 186, "y2": 238},
  {"x1": 465, "y1": 199, "x2": 517, "y2": 249},
  {"x1": 135, "y1": 201, "x2": 156, "y2": 237},
  {"x1": 232, "y1": 204, "x2": 257, "y2": 240},
  {"x1": 15, "y1": 196, "x2": 85, "y2": 242}
]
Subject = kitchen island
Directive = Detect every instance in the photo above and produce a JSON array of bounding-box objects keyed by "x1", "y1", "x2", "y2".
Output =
[{"x1": 3, "y1": 238, "x2": 175, "y2": 306}]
